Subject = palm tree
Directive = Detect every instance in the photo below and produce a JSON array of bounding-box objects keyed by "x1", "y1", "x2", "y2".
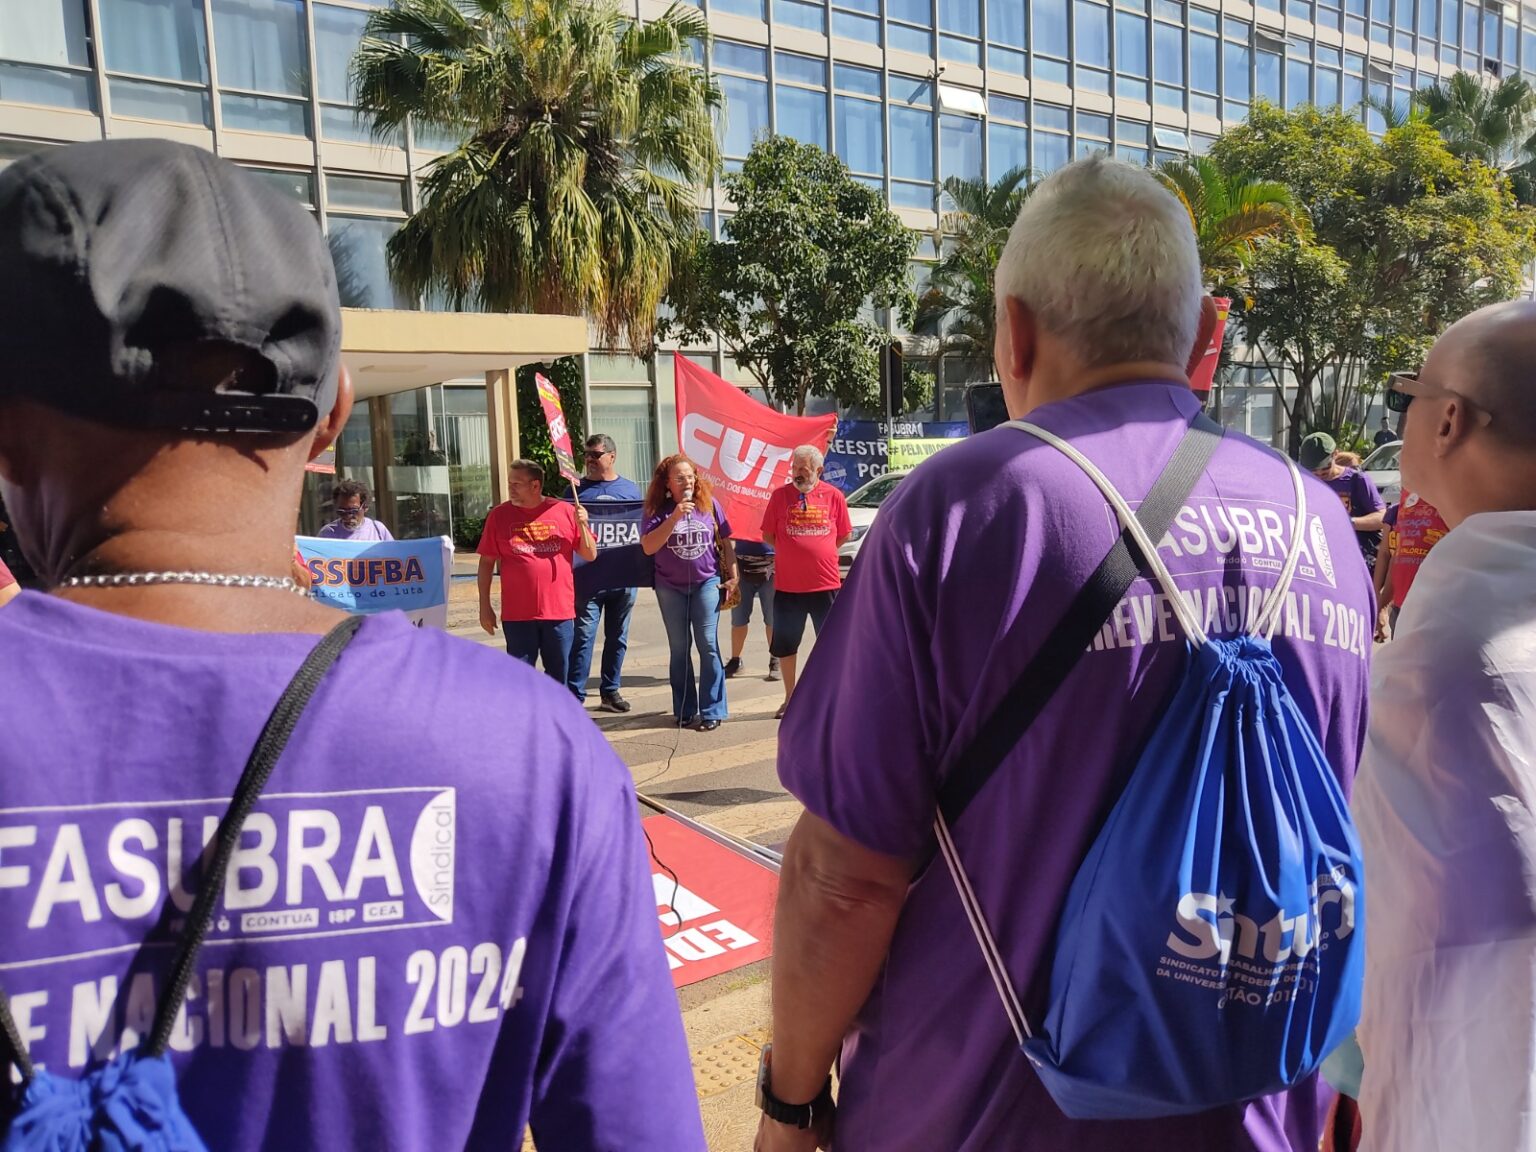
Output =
[
  {"x1": 914, "y1": 167, "x2": 1034, "y2": 378},
  {"x1": 1409, "y1": 71, "x2": 1536, "y2": 201},
  {"x1": 351, "y1": 0, "x2": 722, "y2": 355},
  {"x1": 1154, "y1": 156, "x2": 1306, "y2": 289}
]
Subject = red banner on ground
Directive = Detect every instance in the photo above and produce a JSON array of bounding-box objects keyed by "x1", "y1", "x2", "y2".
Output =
[
  {"x1": 535, "y1": 372, "x2": 581, "y2": 486},
  {"x1": 674, "y1": 357, "x2": 837, "y2": 543},
  {"x1": 1188, "y1": 297, "x2": 1231, "y2": 397},
  {"x1": 646, "y1": 814, "x2": 777, "y2": 988}
]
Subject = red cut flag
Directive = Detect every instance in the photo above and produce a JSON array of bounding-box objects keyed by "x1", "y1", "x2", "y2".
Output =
[
  {"x1": 674, "y1": 356, "x2": 837, "y2": 543},
  {"x1": 535, "y1": 372, "x2": 581, "y2": 487},
  {"x1": 1188, "y1": 297, "x2": 1231, "y2": 397}
]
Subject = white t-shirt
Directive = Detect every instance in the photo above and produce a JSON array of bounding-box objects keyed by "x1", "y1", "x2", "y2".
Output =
[{"x1": 1355, "y1": 511, "x2": 1536, "y2": 1151}]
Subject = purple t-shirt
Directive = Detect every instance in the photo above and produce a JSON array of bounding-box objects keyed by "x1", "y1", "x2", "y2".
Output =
[
  {"x1": 778, "y1": 382, "x2": 1372, "y2": 1152},
  {"x1": 317, "y1": 517, "x2": 393, "y2": 542},
  {"x1": 0, "y1": 594, "x2": 702, "y2": 1151},
  {"x1": 1322, "y1": 467, "x2": 1384, "y2": 567},
  {"x1": 643, "y1": 497, "x2": 732, "y2": 590}
]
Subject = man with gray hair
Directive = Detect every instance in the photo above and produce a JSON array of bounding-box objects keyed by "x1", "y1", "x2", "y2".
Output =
[
  {"x1": 760, "y1": 444, "x2": 852, "y2": 719},
  {"x1": 755, "y1": 157, "x2": 1371, "y2": 1150},
  {"x1": 1353, "y1": 300, "x2": 1536, "y2": 1150}
]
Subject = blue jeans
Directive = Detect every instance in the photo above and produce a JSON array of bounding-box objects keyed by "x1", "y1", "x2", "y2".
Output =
[
  {"x1": 654, "y1": 579, "x2": 728, "y2": 722},
  {"x1": 503, "y1": 619, "x2": 574, "y2": 684},
  {"x1": 568, "y1": 587, "x2": 638, "y2": 699}
]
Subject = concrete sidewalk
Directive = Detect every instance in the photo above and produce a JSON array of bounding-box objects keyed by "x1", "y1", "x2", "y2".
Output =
[{"x1": 451, "y1": 568, "x2": 788, "y2": 1150}]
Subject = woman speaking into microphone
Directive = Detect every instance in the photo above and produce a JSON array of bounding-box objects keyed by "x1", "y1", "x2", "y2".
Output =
[{"x1": 640, "y1": 454, "x2": 738, "y2": 731}]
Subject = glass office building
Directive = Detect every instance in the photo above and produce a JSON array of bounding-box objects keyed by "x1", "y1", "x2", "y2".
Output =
[{"x1": 2, "y1": 0, "x2": 1526, "y2": 518}]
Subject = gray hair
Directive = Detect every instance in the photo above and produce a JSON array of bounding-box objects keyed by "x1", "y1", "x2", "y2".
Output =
[
  {"x1": 995, "y1": 156, "x2": 1202, "y2": 369},
  {"x1": 586, "y1": 432, "x2": 616, "y2": 455},
  {"x1": 791, "y1": 444, "x2": 825, "y2": 469}
]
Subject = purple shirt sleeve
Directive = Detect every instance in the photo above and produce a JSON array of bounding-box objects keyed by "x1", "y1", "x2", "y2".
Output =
[
  {"x1": 776, "y1": 486, "x2": 942, "y2": 859},
  {"x1": 529, "y1": 724, "x2": 705, "y2": 1149},
  {"x1": 1355, "y1": 471, "x2": 1385, "y2": 514},
  {"x1": 713, "y1": 498, "x2": 733, "y2": 540},
  {"x1": 376, "y1": 520, "x2": 394, "y2": 542}
]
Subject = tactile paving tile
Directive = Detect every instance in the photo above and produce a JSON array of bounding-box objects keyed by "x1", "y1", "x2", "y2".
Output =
[{"x1": 692, "y1": 1027, "x2": 773, "y2": 1100}]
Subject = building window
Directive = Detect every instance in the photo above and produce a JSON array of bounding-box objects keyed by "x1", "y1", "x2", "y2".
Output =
[
  {"x1": 775, "y1": 51, "x2": 828, "y2": 150},
  {"x1": 989, "y1": 121, "x2": 1029, "y2": 177},
  {"x1": 1075, "y1": 0, "x2": 1111, "y2": 92},
  {"x1": 327, "y1": 215, "x2": 409, "y2": 309},
  {"x1": 1075, "y1": 108, "x2": 1110, "y2": 158},
  {"x1": 889, "y1": 0, "x2": 935, "y2": 56},
  {"x1": 327, "y1": 172, "x2": 407, "y2": 212},
  {"x1": 1153, "y1": 19, "x2": 1184, "y2": 108},
  {"x1": 890, "y1": 75, "x2": 934, "y2": 208},
  {"x1": 773, "y1": 0, "x2": 827, "y2": 32},
  {"x1": 988, "y1": 0, "x2": 1026, "y2": 74},
  {"x1": 212, "y1": 0, "x2": 309, "y2": 135},
  {"x1": 1035, "y1": 0, "x2": 1070, "y2": 80},
  {"x1": 835, "y1": 66, "x2": 884, "y2": 180},
  {"x1": 245, "y1": 165, "x2": 315, "y2": 206},
  {"x1": 1257, "y1": 46, "x2": 1282, "y2": 104},
  {"x1": 1286, "y1": 46, "x2": 1311, "y2": 108},
  {"x1": 940, "y1": 112, "x2": 982, "y2": 191},
  {"x1": 940, "y1": 0, "x2": 981, "y2": 62},
  {"x1": 0, "y1": 0, "x2": 95, "y2": 110},
  {"x1": 1116, "y1": 11, "x2": 1149, "y2": 100},
  {"x1": 1034, "y1": 102, "x2": 1070, "y2": 171},
  {"x1": 714, "y1": 0, "x2": 766, "y2": 18},
  {"x1": 714, "y1": 42, "x2": 769, "y2": 164},
  {"x1": 832, "y1": 0, "x2": 881, "y2": 45},
  {"x1": 100, "y1": 0, "x2": 209, "y2": 98},
  {"x1": 1190, "y1": 24, "x2": 1218, "y2": 118}
]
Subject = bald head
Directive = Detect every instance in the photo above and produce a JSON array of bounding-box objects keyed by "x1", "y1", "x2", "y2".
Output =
[
  {"x1": 1403, "y1": 299, "x2": 1536, "y2": 526},
  {"x1": 1432, "y1": 300, "x2": 1536, "y2": 444}
]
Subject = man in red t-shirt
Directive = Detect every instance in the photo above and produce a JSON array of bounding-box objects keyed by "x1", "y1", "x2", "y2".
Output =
[
  {"x1": 761, "y1": 445, "x2": 853, "y2": 719},
  {"x1": 1374, "y1": 491, "x2": 1449, "y2": 640},
  {"x1": 477, "y1": 458, "x2": 598, "y2": 683}
]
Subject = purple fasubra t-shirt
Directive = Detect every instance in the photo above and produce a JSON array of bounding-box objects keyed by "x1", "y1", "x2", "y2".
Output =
[
  {"x1": 0, "y1": 595, "x2": 702, "y2": 1151},
  {"x1": 644, "y1": 497, "x2": 732, "y2": 590},
  {"x1": 779, "y1": 381, "x2": 1373, "y2": 1152}
]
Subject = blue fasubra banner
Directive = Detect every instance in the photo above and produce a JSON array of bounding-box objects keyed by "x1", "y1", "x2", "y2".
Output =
[
  {"x1": 295, "y1": 535, "x2": 453, "y2": 628},
  {"x1": 824, "y1": 419, "x2": 968, "y2": 492},
  {"x1": 574, "y1": 501, "x2": 655, "y2": 598}
]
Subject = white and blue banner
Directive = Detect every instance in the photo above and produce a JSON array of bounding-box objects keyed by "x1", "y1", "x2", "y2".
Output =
[{"x1": 295, "y1": 535, "x2": 454, "y2": 629}]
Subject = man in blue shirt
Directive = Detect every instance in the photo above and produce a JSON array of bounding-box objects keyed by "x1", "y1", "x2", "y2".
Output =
[{"x1": 568, "y1": 433, "x2": 644, "y2": 710}]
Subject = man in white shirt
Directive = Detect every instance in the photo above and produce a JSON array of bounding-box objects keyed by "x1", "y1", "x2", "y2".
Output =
[{"x1": 1354, "y1": 298, "x2": 1536, "y2": 1151}]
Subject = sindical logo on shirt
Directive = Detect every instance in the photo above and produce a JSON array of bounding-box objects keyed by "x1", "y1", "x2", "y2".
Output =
[{"x1": 669, "y1": 517, "x2": 713, "y2": 561}]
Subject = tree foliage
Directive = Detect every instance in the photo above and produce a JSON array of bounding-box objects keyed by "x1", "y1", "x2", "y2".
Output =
[
  {"x1": 1211, "y1": 102, "x2": 1536, "y2": 452},
  {"x1": 1413, "y1": 72, "x2": 1536, "y2": 201},
  {"x1": 1154, "y1": 155, "x2": 1305, "y2": 291},
  {"x1": 913, "y1": 168, "x2": 1034, "y2": 380},
  {"x1": 661, "y1": 136, "x2": 917, "y2": 414},
  {"x1": 352, "y1": 0, "x2": 721, "y2": 355}
]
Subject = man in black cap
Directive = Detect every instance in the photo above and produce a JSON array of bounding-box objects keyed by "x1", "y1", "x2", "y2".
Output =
[{"x1": 0, "y1": 140, "x2": 701, "y2": 1150}]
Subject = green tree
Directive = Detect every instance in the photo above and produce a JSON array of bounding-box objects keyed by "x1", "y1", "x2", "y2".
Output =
[
  {"x1": 1211, "y1": 102, "x2": 1536, "y2": 454},
  {"x1": 351, "y1": 0, "x2": 721, "y2": 355},
  {"x1": 913, "y1": 168, "x2": 1034, "y2": 379},
  {"x1": 662, "y1": 136, "x2": 917, "y2": 414},
  {"x1": 1154, "y1": 155, "x2": 1305, "y2": 290}
]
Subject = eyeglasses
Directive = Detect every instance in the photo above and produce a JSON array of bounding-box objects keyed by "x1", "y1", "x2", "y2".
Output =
[
  {"x1": 1387, "y1": 373, "x2": 1494, "y2": 425},
  {"x1": 336, "y1": 505, "x2": 365, "y2": 515},
  {"x1": 584, "y1": 450, "x2": 609, "y2": 460}
]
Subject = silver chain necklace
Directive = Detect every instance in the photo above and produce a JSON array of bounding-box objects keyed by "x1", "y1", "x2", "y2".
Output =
[{"x1": 60, "y1": 571, "x2": 310, "y2": 597}]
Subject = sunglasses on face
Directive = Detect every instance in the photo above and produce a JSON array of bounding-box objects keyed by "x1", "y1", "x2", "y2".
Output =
[
  {"x1": 1387, "y1": 373, "x2": 1494, "y2": 425},
  {"x1": 337, "y1": 505, "x2": 365, "y2": 515},
  {"x1": 584, "y1": 450, "x2": 609, "y2": 460}
]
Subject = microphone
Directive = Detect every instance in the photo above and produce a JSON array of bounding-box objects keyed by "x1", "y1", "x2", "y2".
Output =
[{"x1": 682, "y1": 483, "x2": 694, "y2": 504}]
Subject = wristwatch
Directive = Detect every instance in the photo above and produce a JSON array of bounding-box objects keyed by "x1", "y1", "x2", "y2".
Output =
[{"x1": 756, "y1": 1044, "x2": 835, "y2": 1129}]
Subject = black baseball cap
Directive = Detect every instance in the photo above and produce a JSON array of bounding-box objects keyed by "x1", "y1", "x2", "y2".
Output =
[{"x1": 0, "y1": 138, "x2": 341, "y2": 435}]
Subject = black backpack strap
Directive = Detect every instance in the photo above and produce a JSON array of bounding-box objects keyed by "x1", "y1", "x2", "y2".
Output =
[
  {"x1": 0, "y1": 615, "x2": 364, "y2": 1083},
  {"x1": 936, "y1": 413, "x2": 1223, "y2": 828}
]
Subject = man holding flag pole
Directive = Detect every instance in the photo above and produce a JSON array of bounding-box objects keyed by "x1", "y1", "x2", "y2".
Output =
[{"x1": 475, "y1": 372, "x2": 597, "y2": 682}]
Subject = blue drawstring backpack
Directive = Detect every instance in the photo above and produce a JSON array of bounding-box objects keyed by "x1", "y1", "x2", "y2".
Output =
[
  {"x1": 0, "y1": 618, "x2": 362, "y2": 1151},
  {"x1": 936, "y1": 416, "x2": 1364, "y2": 1120}
]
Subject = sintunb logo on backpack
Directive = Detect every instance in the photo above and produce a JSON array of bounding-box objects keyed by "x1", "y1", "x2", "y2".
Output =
[{"x1": 1158, "y1": 868, "x2": 1356, "y2": 1008}]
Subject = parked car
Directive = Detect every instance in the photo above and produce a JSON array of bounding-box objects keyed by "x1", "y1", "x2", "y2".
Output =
[
  {"x1": 1362, "y1": 440, "x2": 1402, "y2": 506},
  {"x1": 837, "y1": 471, "x2": 908, "y2": 575}
]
